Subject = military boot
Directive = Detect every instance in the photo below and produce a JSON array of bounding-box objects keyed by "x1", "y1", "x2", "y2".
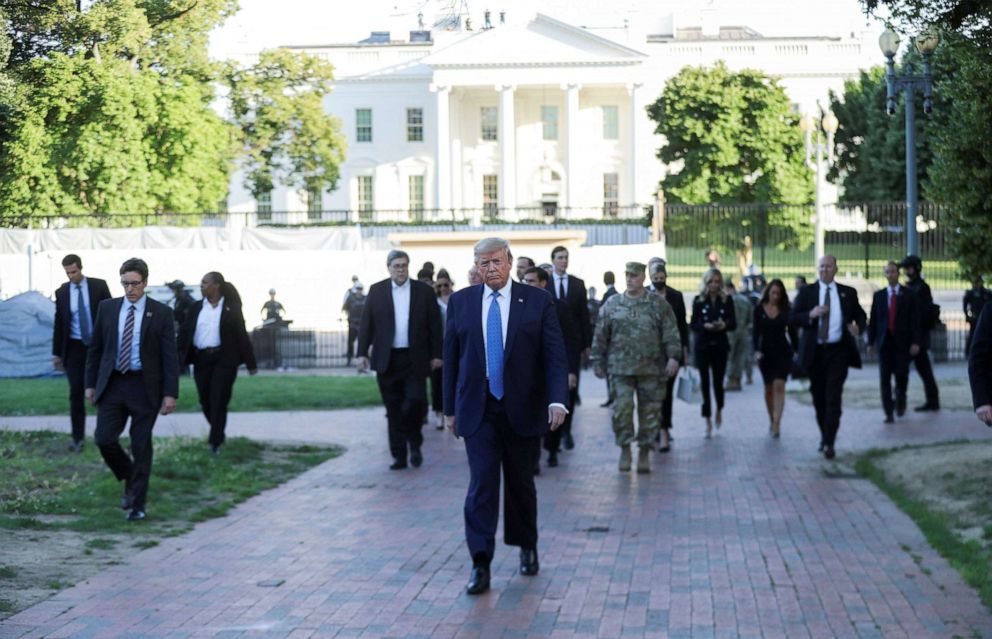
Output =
[
  {"x1": 618, "y1": 445, "x2": 632, "y2": 472},
  {"x1": 636, "y1": 447, "x2": 651, "y2": 474}
]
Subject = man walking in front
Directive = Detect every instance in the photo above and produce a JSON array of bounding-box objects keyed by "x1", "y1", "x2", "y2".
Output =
[
  {"x1": 791, "y1": 255, "x2": 866, "y2": 459},
  {"x1": 358, "y1": 250, "x2": 442, "y2": 470},
  {"x1": 85, "y1": 258, "x2": 179, "y2": 521},
  {"x1": 444, "y1": 237, "x2": 568, "y2": 595},
  {"x1": 867, "y1": 261, "x2": 921, "y2": 423},
  {"x1": 53, "y1": 254, "x2": 111, "y2": 452}
]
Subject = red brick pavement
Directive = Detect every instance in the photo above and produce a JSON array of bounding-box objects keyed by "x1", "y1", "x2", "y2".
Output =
[{"x1": 2, "y1": 367, "x2": 992, "y2": 638}]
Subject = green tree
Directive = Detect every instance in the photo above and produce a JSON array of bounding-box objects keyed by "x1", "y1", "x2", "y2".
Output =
[
  {"x1": 225, "y1": 48, "x2": 346, "y2": 198},
  {"x1": 648, "y1": 62, "x2": 814, "y2": 271}
]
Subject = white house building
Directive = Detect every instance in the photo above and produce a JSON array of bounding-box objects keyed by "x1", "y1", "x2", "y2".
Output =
[{"x1": 225, "y1": 11, "x2": 879, "y2": 224}]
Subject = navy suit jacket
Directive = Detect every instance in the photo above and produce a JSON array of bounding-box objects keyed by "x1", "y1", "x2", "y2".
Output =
[
  {"x1": 443, "y1": 281, "x2": 569, "y2": 439},
  {"x1": 867, "y1": 286, "x2": 921, "y2": 354},
  {"x1": 791, "y1": 282, "x2": 867, "y2": 372}
]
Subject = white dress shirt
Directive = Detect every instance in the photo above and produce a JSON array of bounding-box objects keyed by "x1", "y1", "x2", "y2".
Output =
[
  {"x1": 818, "y1": 281, "x2": 843, "y2": 344},
  {"x1": 69, "y1": 277, "x2": 91, "y2": 341},
  {"x1": 117, "y1": 294, "x2": 147, "y2": 371},
  {"x1": 193, "y1": 296, "x2": 224, "y2": 349},
  {"x1": 481, "y1": 281, "x2": 512, "y2": 378},
  {"x1": 391, "y1": 280, "x2": 411, "y2": 348}
]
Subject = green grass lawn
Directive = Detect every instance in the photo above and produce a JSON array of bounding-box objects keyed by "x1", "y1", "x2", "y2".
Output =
[
  {"x1": 0, "y1": 430, "x2": 341, "y2": 535},
  {"x1": 0, "y1": 374, "x2": 382, "y2": 417}
]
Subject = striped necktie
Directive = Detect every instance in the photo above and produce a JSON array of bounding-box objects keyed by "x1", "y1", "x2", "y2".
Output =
[{"x1": 117, "y1": 305, "x2": 136, "y2": 372}]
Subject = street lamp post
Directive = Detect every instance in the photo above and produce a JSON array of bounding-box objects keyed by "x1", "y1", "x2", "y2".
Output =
[
  {"x1": 800, "y1": 105, "x2": 838, "y2": 268},
  {"x1": 879, "y1": 27, "x2": 939, "y2": 258}
]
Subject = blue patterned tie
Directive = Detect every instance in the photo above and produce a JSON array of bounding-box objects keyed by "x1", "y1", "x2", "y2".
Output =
[{"x1": 487, "y1": 291, "x2": 504, "y2": 399}]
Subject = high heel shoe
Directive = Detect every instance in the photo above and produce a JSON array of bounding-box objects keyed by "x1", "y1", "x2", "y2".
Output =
[
  {"x1": 771, "y1": 419, "x2": 780, "y2": 438},
  {"x1": 705, "y1": 417, "x2": 712, "y2": 439}
]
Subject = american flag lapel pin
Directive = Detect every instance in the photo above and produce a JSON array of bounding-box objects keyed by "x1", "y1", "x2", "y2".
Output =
[
  {"x1": 146, "y1": 311, "x2": 153, "y2": 317},
  {"x1": 517, "y1": 298, "x2": 523, "y2": 303}
]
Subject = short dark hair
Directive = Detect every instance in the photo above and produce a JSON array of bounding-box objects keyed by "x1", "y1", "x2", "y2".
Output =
[
  {"x1": 119, "y1": 258, "x2": 148, "y2": 281},
  {"x1": 551, "y1": 245, "x2": 568, "y2": 260},
  {"x1": 62, "y1": 254, "x2": 82, "y2": 269},
  {"x1": 525, "y1": 266, "x2": 549, "y2": 284},
  {"x1": 603, "y1": 271, "x2": 615, "y2": 285},
  {"x1": 795, "y1": 275, "x2": 808, "y2": 284},
  {"x1": 417, "y1": 268, "x2": 432, "y2": 280},
  {"x1": 518, "y1": 256, "x2": 535, "y2": 268}
]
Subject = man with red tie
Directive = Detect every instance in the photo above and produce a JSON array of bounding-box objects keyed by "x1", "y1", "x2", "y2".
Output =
[{"x1": 868, "y1": 261, "x2": 922, "y2": 423}]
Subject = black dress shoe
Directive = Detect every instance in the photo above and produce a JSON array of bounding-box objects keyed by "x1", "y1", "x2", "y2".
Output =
[
  {"x1": 389, "y1": 461, "x2": 408, "y2": 470},
  {"x1": 896, "y1": 400, "x2": 906, "y2": 417},
  {"x1": 563, "y1": 433, "x2": 575, "y2": 450},
  {"x1": 120, "y1": 486, "x2": 134, "y2": 511},
  {"x1": 824, "y1": 446, "x2": 836, "y2": 460},
  {"x1": 600, "y1": 399, "x2": 613, "y2": 408},
  {"x1": 410, "y1": 448, "x2": 423, "y2": 468},
  {"x1": 466, "y1": 566, "x2": 490, "y2": 595},
  {"x1": 914, "y1": 403, "x2": 939, "y2": 412},
  {"x1": 210, "y1": 445, "x2": 221, "y2": 456},
  {"x1": 547, "y1": 452, "x2": 558, "y2": 467},
  {"x1": 520, "y1": 548, "x2": 539, "y2": 576},
  {"x1": 68, "y1": 439, "x2": 84, "y2": 453},
  {"x1": 883, "y1": 414, "x2": 894, "y2": 424},
  {"x1": 126, "y1": 508, "x2": 145, "y2": 521}
]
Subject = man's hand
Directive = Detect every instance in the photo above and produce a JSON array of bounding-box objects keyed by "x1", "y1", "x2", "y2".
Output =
[
  {"x1": 976, "y1": 405, "x2": 992, "y2": 426},
  {"x1": 356, "y1": 356, "x2": 369, "y2": 373},
  {"x1": 446, "y1": 415, "x2": 458, "y2": 438},
  {"x1": 755, "y1": 350, "x2": 764, "y2": 361},
  {"x1": 847, "y1": 321, "x2": 860, "y2": 337},
  {"x1": 52, "y1": 356, "x2": 64, "y2": 372},
  {"x1": 160, "y1": 396, "x2": 176, "y2": 416},
  {"x1": 430, "y1": 358, "x2": 443, "y2": 371},
  {"x1": 568, "y1": 373, "x2": 578, "y2": 390},
  {"x1": 909, "y1": 344, "x2": 920, "y2": 357},
  {"x1": 594, "y1": 366, "x2": 606, "y2": 380},
  {"x1": 85, "y1": 388, "x2": 96, "y2": 405},
  {"x1": 548, "y1": 405, "x2": 567, "y2": 431},
  {"x1": 664, "y1": 358, "x2": 679, "y2": 378},
  {"x1": 810, "y1": 304, "x2": 828, "y2": 319}
]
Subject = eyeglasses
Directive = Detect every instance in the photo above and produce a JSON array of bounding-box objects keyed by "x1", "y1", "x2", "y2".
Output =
[{"x1": 120, "y1": 280, "x2": 144, "y2": 288}]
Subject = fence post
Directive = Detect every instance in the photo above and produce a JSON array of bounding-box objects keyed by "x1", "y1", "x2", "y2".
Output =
[{"x1": 652, "y1": 191, "x2": 665, "y2": 243}]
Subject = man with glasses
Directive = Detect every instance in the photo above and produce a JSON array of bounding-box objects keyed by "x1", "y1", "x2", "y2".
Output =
[
  {"x1": 357, "y1": 250, "x2": 443, "y2": 470},
  {"x1": 85, "y1": 258, "x2": 179, "y2": 521},
  {"x1": 53, "y1": 254, "x2": 111, "y2": 452}
]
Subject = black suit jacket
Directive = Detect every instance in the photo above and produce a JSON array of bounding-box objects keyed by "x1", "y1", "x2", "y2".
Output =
[
  {"x1": 657, "y1": 286, "x2": 689, "y2": 360},
  {"x1": 904, "y1": 277, "x2": 935, "y2": 348},
  {"x1": 85, "y1": 297, "x2": 180, "y2": 407},
  {"x1": 791, "y1": 282, "x2": 867, "y2": 372},
  {"x1": 690, "y1": 295, "x2": 737, "y2": 353},
  {"x1": 177, "y1": 299, "x2": 257, "y2": 369},
  {"x1": 357, "y1": 278, "x2": 442, "y2": 378},
  {"x1": 867, "y1": 286, "x2": 922, "y2": 355},
  {"x1": 555, "y1": 273, "x2": 591, "y2": 348},
  {"x1": 968, "y1": 305, "x2": 992, "y2": 409},
  {"x1": 553, "y1": 298, "x2": 581, "y2": 375},
  {"x1": 53, "y1": 277, "x2": 112, "y2": 359}
]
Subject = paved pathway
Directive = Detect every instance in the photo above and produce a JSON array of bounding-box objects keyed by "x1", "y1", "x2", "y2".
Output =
[{"x1": 2, "y1": 367, "x2": 992, "y2": 639}]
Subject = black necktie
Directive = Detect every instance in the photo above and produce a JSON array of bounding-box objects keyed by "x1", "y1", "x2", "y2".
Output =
[
  {"x1": 818, "y1": 285, "x2": 832, "y2": 343},
  {"x1": 77, "y1": 284, "x2": 91, "y2": 345},
  {"x1": 558, "y1": 277, "x2": 566, "y2": 300}
]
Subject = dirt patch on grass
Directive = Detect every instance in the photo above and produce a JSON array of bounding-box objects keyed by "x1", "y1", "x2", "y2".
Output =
[{"x1": 789, "y1": 377, "x2": 973, "y2": 411}]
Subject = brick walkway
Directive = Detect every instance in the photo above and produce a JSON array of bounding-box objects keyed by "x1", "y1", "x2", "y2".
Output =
[{"x1": 2, "y1": 366, "x2": 992, "y2": 638}]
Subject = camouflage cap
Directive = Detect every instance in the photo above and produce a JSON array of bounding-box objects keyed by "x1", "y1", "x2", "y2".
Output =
[{"x1": 625, "y1": 261, "x2": 646, "y2": 276}]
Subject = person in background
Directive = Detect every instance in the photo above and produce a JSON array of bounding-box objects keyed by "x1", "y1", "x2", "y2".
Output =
[
  {"x1": 342, "y1": 283, "x2": 367, "y2": 367},
  {"x1": 867, "y1": 261, "x2": 921, "y2": 423},
  {"x1": 752, "y1": 279, "x2": 796, "y2": 437},
  {"x1": 601, "y1": 271, "x2": 617, "y2": 303},
  {"x1": 794, "y1": 275, "x2": 808, "y2": 299},
  {"x1": 166, "y1": 280, "x2": 195, "y2": 335},
  {"x1": 964, "y1": 276, "x2": 992, "y2": 356},
  {"x1": 178, "y1": 272, "x2": 258, "y2": 454},
  {"x1": 550, "y1": 245, "x2": 591, "y2": 450},
  {"x1": 467, "y1": 265, "x2": 483, "y2": 286},
  {"x1": 261, "y1": 288, "x2": 285, "y2": 322},
  {"x1": 516, "y1": 256, "x2": 536, "y2": 281},
  {"x1": 690, "y1": 268, "x2": 736, "y2": 438},
  {"x1": 724, "y1": 280, "x2": 754, "y2": 391},
  {"x1": 342, "y1": 274, "x2": 362, "y2": 306},
  {"x1": 648, "y1": 260, "x2": 688, "y2": 452},
  {"x1": 430, "y1": 269, "x2": 454, "y2": 430},
  {"x1": 968, "y1": 305, "x2": 992, "y2": 427},
  {"x1": 53, "y1": 253, "x2": 112, "y2": 452},
  {"x1": 422, "y1": 262, "x2": 436, "y2": 281},
  {"x1": 900, "y1": 255, "x2": 940, "y2": 412}
]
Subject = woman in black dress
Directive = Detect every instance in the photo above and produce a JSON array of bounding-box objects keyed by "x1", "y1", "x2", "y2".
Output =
[
  {"x1": 752, "y1": 279, "x2": 796, "y2": 437},
  {"x1": 690, "y1": 268, "x2": 736, "y2": 438}
]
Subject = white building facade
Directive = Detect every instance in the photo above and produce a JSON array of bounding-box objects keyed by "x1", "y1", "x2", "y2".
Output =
[{"x1": 226, "y1": 13, "x2": 879, "y2": 223}]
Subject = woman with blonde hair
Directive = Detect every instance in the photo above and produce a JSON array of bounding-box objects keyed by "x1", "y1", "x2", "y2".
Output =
[{"x1": 690, "y1": 268, "x2": 736, "y2": 437}]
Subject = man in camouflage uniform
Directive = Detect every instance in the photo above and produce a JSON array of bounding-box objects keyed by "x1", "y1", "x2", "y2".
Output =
[
  {"x1": 725, "y1": 281, "x2": 754, "y2": 390},
  {"x1": 592, "y1": 262, "x2": 681, "y2": 473}
]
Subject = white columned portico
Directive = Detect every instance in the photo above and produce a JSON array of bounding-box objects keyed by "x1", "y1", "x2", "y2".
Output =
[
  {"x1": 563, "y1": 83, "x2": 581, "y2": 214},
  {"x1": 627, "y1": 82, "x2": 643, "y2": 210},
  {"x1": 431, "y1": 84, "x2": 451, "y2": 215},
  {"x1": 498, "y1": 84, "x2": 516, "y2": 220}
]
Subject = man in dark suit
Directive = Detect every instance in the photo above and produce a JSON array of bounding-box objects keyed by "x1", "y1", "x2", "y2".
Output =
[
  {"x1": 357, "y1": 249, "x2": 443, "y2": 470},
  {"x1": 649, "y1": 260, "x2": 688, "y2": 451},
  {"x1": 968, "y1": 305, "x2": 992, "y2": 427},
  {"x1": 444, "y1": 237, "x2": 568, "y2": 595},
  {"x1": 85, "y1": 258, "x2": 179, "y2": 521},
  {"x1": 550, "y1": 245, "x2": 590, "y2": 449},
  {"x1": 867, "y1": 261, "x2": 922, "y2": 423},
  {"x1": 790, "y1": 255, "x2": 867, "y2": 459},
  {"x1": 900, "y1": 255, "x2": 940, "y2": 411},
  {"x1": 52, "y1": 254, "x2": 112, "y2": 452},
  {"x1": 521, "y1": 266, "x2": 580, "y2": 470}
]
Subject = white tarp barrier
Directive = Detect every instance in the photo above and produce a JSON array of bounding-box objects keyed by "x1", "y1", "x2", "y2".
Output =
[
  {"x1": 239, "y1": 227, "x2": 361, "y2": 251},
  {"x1": 0, "y1": 291, "x2": 56, "y2": 378}
]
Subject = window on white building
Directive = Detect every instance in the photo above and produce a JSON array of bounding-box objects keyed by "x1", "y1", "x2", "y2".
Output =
[
  {"x1": 541, "y1": 106, "x2": 558, "y2": 141},
  {"x1": 483, "y1": 174, "x2": 498, "y2": 218},
  {"x1": 356, "y1": 108, "x2": 373, "y2": 142},
  {"x1": 306, "y1": 183, "x2": 322, "y2": 220},
  {"x1": 407, "y1": 108, "x2": 423, "y2": 142},
  {"x1": 256, "y1": 190, "x2": 272, "y2": 221},
  {"x1": 408, "y1": 175, "x2": 425, "y2": 219},
  {"x1": 481, "y1": 107, "x2": 498, "y2": 141},
  {"x1": 603, "y1": 173, "x2": 619, "y2": 216},
  {"x1": 357, "y1": 175, "x2": 374, "y2": 219},
  {"x1": 602, "y1": 106, "x2": 619, "y2": 140}
]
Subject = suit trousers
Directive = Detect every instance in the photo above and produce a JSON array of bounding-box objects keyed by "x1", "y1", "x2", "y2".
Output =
[
  {"x1": 878, "y1": 338, "x2": 909, "y2": 417},
  {"x1": 430, "y1": 366, "x2": 443, "y2": 413},
  {"x1": 94, "y1": 373, "x2": 158, "y2": 510},
  {"x1": 809, "y1": 343, "x2": 849, "y2": 448},
  {"x1": 464, "y1": 392, "x2": 541, "y2": 565},
  {"x1": 346, "y1": 323, "x2": 359, "y2": 363},
  {"x1": 375, "y1": 348, "x2": 426, "y2": 462},
  {"x1": 661, "y1": 375, "x2": 676, "y2": 430},
  {"x1": 192, "y1": 349, "x2": 239, "y2": 447},
  {"x1": 697, "y1": 343, "x2": 728, "y2": 418},
  {"x1": 911, "y1": 346, "x2": 940, "y2": 406},
  {"x1": 64, "y1": 339, "x2": 89, "y2": 442}
]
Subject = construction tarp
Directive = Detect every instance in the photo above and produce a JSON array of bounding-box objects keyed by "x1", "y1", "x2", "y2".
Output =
[{"x1": 0, "y1": 291, "x2": 56, "y2": 378}]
